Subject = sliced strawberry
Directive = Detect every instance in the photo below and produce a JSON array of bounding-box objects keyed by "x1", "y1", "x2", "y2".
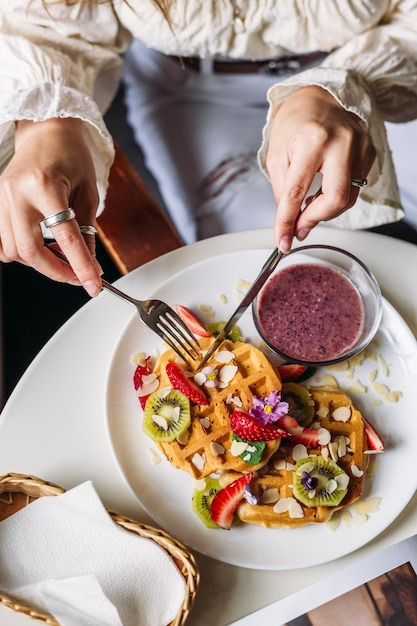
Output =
[
  {"x1": 278, "y1": 414, "x2": 328, "y2": 448},
  {"x1": 210, "y1": 473, "x2": 253, "y2": 529},
  {"x1": 175, "y1": 304, "x2": 212, "y2": 338},
  {"x1": 362, "y1": 415, "x2": 385, "y2": 453},
  {"x1": 230, "y1": 410, "x2": 290, "y2": 442},
  {"x1": 133, "y1": 357, "x2": 158, "y2": 409},
  {"x1": 277, "y1": 364, "x2": 308, "y2": 383},
  {"x1": 165, "y1": 361, "x2": 209, "y2": 405}
]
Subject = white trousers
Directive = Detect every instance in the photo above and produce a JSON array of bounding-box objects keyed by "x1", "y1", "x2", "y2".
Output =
[{"x1": 123, "y1": 39, "x2": 417, "y2": 244}]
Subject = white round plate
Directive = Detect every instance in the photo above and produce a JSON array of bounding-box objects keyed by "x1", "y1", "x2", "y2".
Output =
[{"x1": 105, "y1": 249, "x2": 417, "y2": 570}]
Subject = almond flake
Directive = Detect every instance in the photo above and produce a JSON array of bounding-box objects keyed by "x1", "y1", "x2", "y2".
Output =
[
  {"x1": 215, "y1": 350, "x2": 235, "y2": 363},
  {"x1": 372, "y1": 382, "x2": 389, "y2": 397},
  {"x1": 318, "y1": 428, "x2": 331, "y2": 445},
  {"x1": 321, "y1": 375, "x2": 339, "y2": 388},
  {"x1": 260, "y1": 488, "x2": 280, "y2": 504},
  {"x1": 377, "y1": 353, "x2": 389, "y2": 376},
  {"x1": 191, "y1": 453, "x2": 206, "y2": 471},
  {"x1": 137, "y1": 378, "x2": 160, "y2": 397},
  {"x1": 210, "y1": 441, "x2": 225, "y2": 456},
  {"x1": 176, "y1": 430, "x2": 190, "y2": 445},
  {"x1": 368, "y1": 369, "x2": 378, "y2": 383},
  {"x1": 325, "y1": 361, "x2": 349, "y2": 372},
  {"x1": 226, "y1": 394, "x2": 243, "y2": 407},
  {"x1": 346, "y1": 379, "x2": 367, "y2": 395},
  {"x1": 193, "y1": 372, "x2": 207, "y2": 386},
  {"x1": 219, "y1": 364, "x2": 238, "y2": 384},
  {"x1": 148, "y1": 448, "x2": 162, "y2": 465},
  {"x1": 316, "y1": 406, "x2": 329, "y2": 419},
  {"x1": 131, "y1": 351, "x2": 147, "y2": 366},
  {"x1": 328, "y1": 441, "x2": 339, "y2": 462},
  {"x1": 292, "y1": 444, "x2": 308, "y2": 462},
  {"x1": 331, "y1": 406, "x2": 351, "y2": 422},
  {"x1": 384, "y1": 391, "x2": 403, "y2": 403},
  {"x1": 230, "y1": 440, "x2": 248, "y2": 456},
  {"x1": 217, "y1": 294, "x2": 227, "y2": 304},
  {"x1": 199, "y1": 417, "x2": 211, "y2": 429},
  {"x1": 350, "y1": 497, "x2": 381, "y2": 515},
  {"x1": 199, "y1": 304, "x2": 212, "y2": 312},
  {"x1": 351, "y1": 464, "x2": 364, "y2": 478},
  {"x1": 152, "y1": 414, "x2": 168, "y2": 430}
]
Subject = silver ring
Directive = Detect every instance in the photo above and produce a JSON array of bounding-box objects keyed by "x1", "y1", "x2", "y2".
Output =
[
  {"x1": 41, "y1": 208, "x2": 75, "y2": 229},
  {"x1": 350, "y1": 178, "x2": 368, "y2": 188},
  {"x1": 79, "y1": 225, "x2": 98, "y2": 236}
]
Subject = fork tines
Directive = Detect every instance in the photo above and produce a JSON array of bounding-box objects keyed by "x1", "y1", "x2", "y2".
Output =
[{"x1": 157, "y1": 311, "x2": 201, "y2": 366}]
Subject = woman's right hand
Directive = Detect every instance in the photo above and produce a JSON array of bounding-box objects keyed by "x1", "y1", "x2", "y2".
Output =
[{"x1": 0, "y1": 117, "x2": 103, "y2": 297}]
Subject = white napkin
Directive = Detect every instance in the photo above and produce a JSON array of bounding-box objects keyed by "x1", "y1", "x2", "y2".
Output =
[{"x1": 0, "y1": 481, "x2": 186, "y2": 626}]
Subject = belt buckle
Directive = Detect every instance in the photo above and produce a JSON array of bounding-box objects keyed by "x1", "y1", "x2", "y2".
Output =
[{"x1": 258, "y1": 58, "x2": 301, "y2": 76}]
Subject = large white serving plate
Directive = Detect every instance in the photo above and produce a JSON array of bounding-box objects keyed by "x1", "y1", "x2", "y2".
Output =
[{"x1": 105, "y1": 248, "x2": 417, "y2": 570}]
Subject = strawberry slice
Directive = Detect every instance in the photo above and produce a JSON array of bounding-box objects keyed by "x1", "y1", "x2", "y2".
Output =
[
  {"x1": 230, "y1": 410, "x2": 290, "y2": 442},
  {"x1": 175, "y1": 304, "x2": 212, "y2": 338},
  {"x1": 133, "y1": 357, "x2": 158, "y2": 409},
  {"x1": 278, "y1": 414, "x2": 329, "y2": 448},
  {"x1": 362, "y1": 415, "x2": 385, "y2": 453},
  {"x1": 277, "y1": 364, "x2": 308, "y2": 383},
  {"x1": 210, "y1": 473, "x2": 253, "y2": 529},
  {"x1": 165, "y1": 361, "x2": 209, "y2": 405}
]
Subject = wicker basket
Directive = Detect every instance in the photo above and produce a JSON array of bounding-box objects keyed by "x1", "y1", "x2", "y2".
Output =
[{"x1": 0, "y1": 473, "x2": 199, "y2": 626}]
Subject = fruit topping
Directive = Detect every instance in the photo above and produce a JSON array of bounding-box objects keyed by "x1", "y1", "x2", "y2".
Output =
[
  {"x1": 362, "y1": 415, "x2": 385, "y2": 453},
  {"x1": 278, "y1": 414, "x2": 331, "y2": 447},
  {"x1": 210, "y1": 473, "x2": 253, "y2": 529},
  {"x1": 277, "y1": 364, "x2": 308, "y2": 383},
  {"x1": 281, "y1": 382, "x2": 315, "y2": 426},
  {"x1": 292, "y1": 456, "x2": 350, "y2": 507},
  {"x1": 192, "y1": 477, "x2": 222, "y2": 528},
  {"x1": 230, "y1": 410, "x2": 290, "y2": 442},
  {"x1": 142, "y1": 388, "x2": 191, "y2": 442},
  {"x1": 133, "y1": 356, "x2": 158, "y2": 409},
  {"x1": 166, "y1": 361, "x2": 209, "y2": 405},
  {"x1": 206, "y1": 321, "x2": 241, "y2": 342},
  {"x1": 175, "y1": 304, "x2": 211, "y2": 337}
]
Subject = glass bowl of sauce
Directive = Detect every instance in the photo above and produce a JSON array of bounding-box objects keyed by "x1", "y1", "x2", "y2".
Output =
[{"x1": 252, "y1": 245, "x2": 382, "y2": 366}]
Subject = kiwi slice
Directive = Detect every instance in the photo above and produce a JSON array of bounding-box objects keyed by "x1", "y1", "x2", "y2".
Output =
[
  {"x1": 192, "y1": 477, "x2": 221, "y2": 528},
  {"x1": 143, "y1": 388, "x2": 191, "y2": 442},
  {"x1": 281, "y1": 382, "x2": 315, "y2": 427},
  {"x1": 206, "y1": 321, "x2": 241, "y2": 342},
  {"x1": 293, "y1": 456, "x2": 350, "y2": 508}
]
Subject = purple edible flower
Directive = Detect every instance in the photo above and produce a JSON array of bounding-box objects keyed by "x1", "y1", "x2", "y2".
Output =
[
  {"x1": 301, "y1": 471, "x2": 319, "y2": 493},
  {"x1": 249, "y1": 391, "x2": 289, "y2": 424}
]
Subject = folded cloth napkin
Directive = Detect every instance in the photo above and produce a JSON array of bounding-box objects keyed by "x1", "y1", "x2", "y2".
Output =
[{"x1": 0, "y1": 481, "x2": 186, "y2": 626}]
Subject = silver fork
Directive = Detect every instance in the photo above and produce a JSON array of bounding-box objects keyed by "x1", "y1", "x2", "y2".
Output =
[{"x1": 47, "y1": 245, "x2": 201, "y2": 365}]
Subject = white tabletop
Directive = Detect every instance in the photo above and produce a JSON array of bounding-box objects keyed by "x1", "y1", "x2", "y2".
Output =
[{"x1": 1, "y1": 226, "x2": 417, "y2": 626}]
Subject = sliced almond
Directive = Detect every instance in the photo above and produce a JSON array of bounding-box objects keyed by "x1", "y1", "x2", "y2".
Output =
[
  {"x1": 331, "y1": 406, "x2": 351, "y2": 422},
  {"x1": 210, "y1": 441, "x2": 226, "y2": 456},
  {"x1": 230, "y1": 440, "x2": 248, "y2": 456},
  {"x1": 260, "y1": 488, "x2": 280, "y2": 504}
]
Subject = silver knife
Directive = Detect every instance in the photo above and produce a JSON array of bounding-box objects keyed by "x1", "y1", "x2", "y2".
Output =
[{"x1": 195, "y1": 246, "x2": 285, "y2": 371}]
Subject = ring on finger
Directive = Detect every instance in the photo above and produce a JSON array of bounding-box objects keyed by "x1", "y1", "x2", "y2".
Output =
[
  {"x1": 79, "y1": 225, "x2": 98, "y2": 236},
  {"x1": 41, "y1": 208, "x2": 76, "y2": 228},
  {"x1": 350, "y1": 178, "x2": 368, "y2": 188}
]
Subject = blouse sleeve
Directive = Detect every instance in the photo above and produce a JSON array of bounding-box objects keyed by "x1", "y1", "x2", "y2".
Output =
[
  {"x1": 258, "y1": 0, "x2": 417, "y2": 230},
  {"x1": 0, "y1": 2, "x2": 132, "y2": 211}
]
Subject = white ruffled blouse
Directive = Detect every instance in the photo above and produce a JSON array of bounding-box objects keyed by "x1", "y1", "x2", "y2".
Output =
[{"x1": 1, "y1": 0, "x2": 417, "y2": 228}]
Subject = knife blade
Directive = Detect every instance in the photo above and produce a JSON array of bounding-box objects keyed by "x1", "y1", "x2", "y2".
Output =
[{"x1": 195, "y1": 246, "x2": 285, "y2": 371}]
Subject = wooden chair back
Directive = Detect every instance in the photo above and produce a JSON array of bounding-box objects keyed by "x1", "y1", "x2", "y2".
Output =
[{"x1": 96, "y1": 143, "x2": 184, "y2": 275}]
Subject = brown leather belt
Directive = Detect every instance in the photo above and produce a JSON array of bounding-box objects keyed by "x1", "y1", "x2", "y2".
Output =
[{"x1": 170, "y1": 51, "x2": 328, "y2": 75}]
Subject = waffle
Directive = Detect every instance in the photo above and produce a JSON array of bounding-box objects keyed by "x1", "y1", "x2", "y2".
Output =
[
  {"x1": 235, "y1": 385, "x2": 368, "y2": 528},
  {"x1": 152, "y1": 339, "x2": 283, "y2": 479}
]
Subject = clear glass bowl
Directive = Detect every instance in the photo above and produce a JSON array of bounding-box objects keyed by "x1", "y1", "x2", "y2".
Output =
[{"x1": 252, "y1": 244, "x2": 382, "y2": 367}]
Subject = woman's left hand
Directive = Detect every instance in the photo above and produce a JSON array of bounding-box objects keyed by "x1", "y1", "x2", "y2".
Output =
[{"x1": 266, "y1": 85, "x2": 376, "y2": 253}]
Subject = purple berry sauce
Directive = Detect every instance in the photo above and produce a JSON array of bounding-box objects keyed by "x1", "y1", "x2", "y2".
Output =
[{"x1": 257, "y1": 263, "x2": 364, "y2": 362}]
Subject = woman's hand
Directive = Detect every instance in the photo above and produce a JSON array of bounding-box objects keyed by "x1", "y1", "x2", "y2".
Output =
[
  {"x1": 266, "y1": 85, "x2": 376, "y2": 253},
  {"x1": 0, "y1": 117, "x2": 103, "y2": 296}
]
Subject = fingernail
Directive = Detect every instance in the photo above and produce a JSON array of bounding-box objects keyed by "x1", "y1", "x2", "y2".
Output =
[
  {"x1": 296, "y1": 228, "x2": 311, "y2": 242},
  {"x1": 278, "y1": 236, "x2": 292, "y2": 254},
  {"x1": 83, "y1": 280, "x2": 101, "y2": 298}
]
